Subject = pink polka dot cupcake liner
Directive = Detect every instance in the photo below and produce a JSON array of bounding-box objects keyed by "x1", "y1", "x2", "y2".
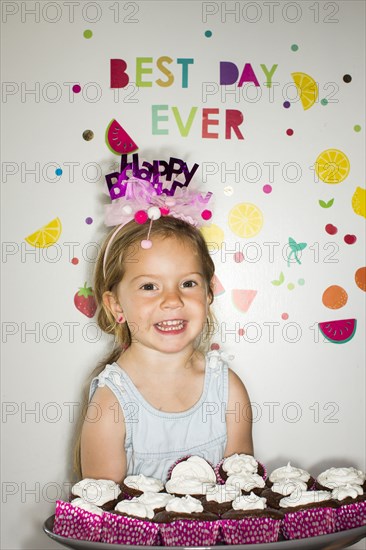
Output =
[
  {"x1": 335, "y1": 501, "x2": 366, "y2": 531},
  {"x1": 101, "y1": 512, "x2": 160, "y2": 545},
  {"x1": 158, "y1": 519, "x2": 220, "y2": 546},
  {"x1": 215, "y1": 459, "x2": 267, "y2": 484},
  {"x1": 219, "y1": 516, "x2": 281, "y2": 544},
  {"x1": 281, "y1": 506, "x2": 336, "y2": 540},
  {"x1": 53, "y1": 500, "x2": 102, "y2": 542}
]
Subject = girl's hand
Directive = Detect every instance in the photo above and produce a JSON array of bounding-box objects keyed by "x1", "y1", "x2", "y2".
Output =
[
  {"x1": 224, "y1": 369, "x2": 254, "y2": 457},
  {"x1": 80, "y1": 386, "x2": 127, "y2": 483}
]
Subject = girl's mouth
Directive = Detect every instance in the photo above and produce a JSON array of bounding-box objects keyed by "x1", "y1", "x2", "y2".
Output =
[{"x1": 154, "y1": 320, "x2": 187, "y2": 334}]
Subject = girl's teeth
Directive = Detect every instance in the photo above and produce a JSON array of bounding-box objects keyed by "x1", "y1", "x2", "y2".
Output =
[{"x1": 156, "y1": 321, "x2": 184, "y2": 331}]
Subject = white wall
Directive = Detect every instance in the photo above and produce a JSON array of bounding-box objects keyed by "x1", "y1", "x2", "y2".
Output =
[{"x1": 1, "y1": 1, "x2": 365, "y2": 548}]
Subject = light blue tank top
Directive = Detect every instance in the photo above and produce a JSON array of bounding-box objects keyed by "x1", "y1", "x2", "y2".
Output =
[{"x1": 88, "y1": 350, "x2": 229, "y2": 481}]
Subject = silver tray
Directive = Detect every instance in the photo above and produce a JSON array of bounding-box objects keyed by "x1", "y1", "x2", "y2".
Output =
[{"x1": 43, "y1": 515, "x2": 366, "y2": 550}]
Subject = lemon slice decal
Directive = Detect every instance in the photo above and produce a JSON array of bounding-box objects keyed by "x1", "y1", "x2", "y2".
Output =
[
  {"x1": 200, "y1": 223, "x2": 225, "y2": 249},
  {"x1": 228, "y1": 203, "x2": 263, "y2": 238},
  {"x1": 25, "y1": 217, "x2": 62, "y2": 248},
  {"x1": 291, "y1": 72, "x2": 318, "y2": 110},
  {"x1": 315, "y1": 149, "x2": 350, "y2": 184},
  {"x1": 352, "y1": 187, "x2": 366, "y2": 218}
]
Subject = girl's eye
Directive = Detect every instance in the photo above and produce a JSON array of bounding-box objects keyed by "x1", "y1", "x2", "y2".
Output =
[
  {"x1": 182, "y1": 280, "x2": 197, "y2": 288},
  {"x1": 140, "y1": 283, "x2": 157, "y2": 291}
]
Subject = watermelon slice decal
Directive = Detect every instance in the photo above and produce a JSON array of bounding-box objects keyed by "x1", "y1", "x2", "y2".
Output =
[
  {"x1": 232, "y1": 289, "x2": 257, "y2": 313},
  {"x1": 105, "y1": 119, "x2": 138, "y2": 155},
  {"x1": 318, "y1": 318, "x2": 357, "y2": 344}
]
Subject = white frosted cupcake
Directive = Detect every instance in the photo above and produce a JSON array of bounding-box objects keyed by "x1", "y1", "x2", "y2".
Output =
[
  {"x1": 102, "y1": 499, "x2": 159, "y2": 545},
  {"x1": 315, "y1": 467, "x2": 365, "y2": 491},
  {"x1": 121, "y1": 474, "x2": 164, "y2": 498},
  {"x1": 220, "y1": 492, "x2": 282, "y2": 544},
  {"x1": 71, "y1": 478, "x2": 122, "y2": 511},
  {"x1": 279, "y1": 489, "x2": 337, "y2": 540},
  {"x1": 331, "y1": 484, "x2": 366, "y2": 532},
  {"x1": 266, "y1": 462, "x2": 314, "y2": 490},
  {"x1": 216, "y1": 453, "x2": 267, "y2": 484}
]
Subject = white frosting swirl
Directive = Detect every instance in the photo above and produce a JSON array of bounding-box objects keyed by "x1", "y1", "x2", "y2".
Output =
[
  {"x1": 317, "y1": 467, "x2": 365, "y2": 489},
  {"x1": 332, "y1": 484, "x2": 363, "y2": 501},
  {"x1": 272, "y1": 478, "x2": 308, "y2": 496},
  {"x1": 170, "y1": 456, "x2": 216, "y2": 483},
  {"x1": 205, "y1": 483, "x2": 241, "y2": 503},
  {"x1": 232, "y1": 492, "x2": 267, "y2": 511},
  {"x1": 269, "y1": 462, "x2": 310, "y2": 483},
  {"x1": 165, "y1": 476, "x2": 215, "y2": 495},
  {"x1": 223, "y1": 454, "x2": 258, "y2": 475},
  {"x1": 165, "y1": 495, "x2": 203, "y2": 514},
  {"x1": 114, "y1": 499, "x2": 155, "y2": 519},
  {"x1": 70, "y1": 497, "x2": 104, "y2": 516},
  {"x1": 280, "y1": 490, "x2": 331, "y2": 508},
  {"x1": 124, "y1": 474, "x2": 164, "y2": 493},
  {"x1": 226, "y1": 473, "x2": 265, "y2": 491},
  {"x1": 136, "y1": 491, "x2": 174, "y2": 509},
  {"x1": 71, "y1": 479, "x2": 121, "y2": 506}
]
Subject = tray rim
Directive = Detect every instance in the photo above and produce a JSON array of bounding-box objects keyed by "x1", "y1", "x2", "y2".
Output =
[{"x1": 43, "y1": 514, "x2": 366, "y2": 550}]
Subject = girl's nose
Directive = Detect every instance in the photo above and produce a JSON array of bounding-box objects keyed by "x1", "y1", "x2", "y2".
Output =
[{"x1": 161, "y1": 289, "x2": 184, "y2": 308}]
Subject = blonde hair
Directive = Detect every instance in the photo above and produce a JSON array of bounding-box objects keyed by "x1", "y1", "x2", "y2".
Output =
[{"x1": 72, "y1": 217, "x2": 217, "y2": 479}]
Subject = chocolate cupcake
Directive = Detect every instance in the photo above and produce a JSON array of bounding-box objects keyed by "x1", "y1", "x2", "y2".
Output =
[
  {"x1": 261, "y1": 478, "x2": 308, "y2": 509},
  {"x1": 154, "y1": 495, "x2": 220, "y2": 546},
  {"x1": 314, "y1": 466, "x2": 365, "y2": 491},
  {"x1": 121, "y1": 474, "x2": 164, "y2": 498},
  {"x1": 266, "y1": 462, "x2": 314, "y2": 490},
  {"x1": 70, "y1": 478, "x2": 122, "y2": 511},
  {"x1": 167, "y1": 455, "x2": 217, "y2": 483},
  {"x1": 201, "y1": 483, "x2": 241, "y2": 516},
  {"x1": 102, "y1": 500, "x2": 160, "y2": 545},
  {"x1": 279, "y1": 489, "x2": 338, "y2": 540},
  {"x1": 134, "y1": 491, "x2": 175, "y2": 514},
  {"x1": 165, "y1": 475, "x2": 216, "y2": 499},
  {"x1": 226, "y1": 472, "x2": 266, "y2": 496},
  {"x1": 217, "y1": 454, "x2": 266, "y2": 484},
  {"x1": 331, "y1": 484, "x2": 366, "y2": 531},
  {"x1": 220, "y1": 492, "x2": 282, "y2": 544}
]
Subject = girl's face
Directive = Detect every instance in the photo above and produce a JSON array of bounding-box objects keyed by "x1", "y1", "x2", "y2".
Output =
[{"x1": 112, "y1": 236, "x2": 211, "y2": 355}]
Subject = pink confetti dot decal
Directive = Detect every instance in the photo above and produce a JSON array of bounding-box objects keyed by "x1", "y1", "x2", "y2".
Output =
[
  {"x1": 234, "y1": 252, "x2": 244, "y2": 263},
  {"x1": 72, "y1": 85, "x2": 81, "y2": 93},
  {"x1": 238, "y1": 328, "x2": 245, "y2": 336},
  {"x1": 71, "y1": 258, "x2": 79, "y2": 265},
  {"x1": 85, "y1": 217, "x2": 93, "y2": 225},
  {"x1": 286, "y1": 129, "x2": 294, "y2": 136},
  {"x1": 281, "y1": 313, "x2": 289, "y2": 320},
  {"x1": 211, "y1": 343, "x2": 220, "y2": 350},
  {"x1": 263, "y1": 184, "x2": 272, "y2": 194}
]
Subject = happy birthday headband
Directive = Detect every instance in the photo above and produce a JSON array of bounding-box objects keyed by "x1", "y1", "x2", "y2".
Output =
[{"x1": 103, "y1": 145, "x2": 213, "y2": 278}]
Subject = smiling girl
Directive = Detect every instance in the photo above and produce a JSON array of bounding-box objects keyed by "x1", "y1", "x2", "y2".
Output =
[{"x1": 73, "y1": 212, "x2": 253, "y2": 483}]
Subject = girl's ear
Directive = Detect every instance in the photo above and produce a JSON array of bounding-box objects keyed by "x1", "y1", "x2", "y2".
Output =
[{"x1": 102, "y1": 291, "x2": 124, "y2": 320}]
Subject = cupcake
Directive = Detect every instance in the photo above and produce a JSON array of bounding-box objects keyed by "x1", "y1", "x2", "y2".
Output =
[
  {"x1": 154, "y1": 495, "x2": 220, "y2": 546},
  {"x1": 135, "y1": 491, "x2": 175, "y2": 513},
  {"x1": 165, "y1": 456, "x2": 217, "y2": 498},
  {"x1": 53, "y1": 499, "x2": 103, "y2": 542},
  {"x1": 315, "y1": 466, "x2": 366, "y2": 491},
  {"x1": 216, "y1": 453, "x2": 266, "y2": 484},
  {"x1": 121, "y1": 474, "x2": 164, "y2": 499},
  {"x1": 101, "y1": 500, "x2": 160, "y2": 545},
  {"x1": 167, "y1": 455, "x2": 217, "y2": 483},
  {"x1": 266, "y1": 462, "x2": 314, "y2": 490},
  {"x1": 220, "y1": 492, "x2": 282, "y2": 544},
  {"x1": 332, "y1": 484, "x2": 366, "y2": 531},
  {"x1": 201, "y1": 483, "x2": 241, "y2": 516},
  {"x1": 226, "y1": 472, "x2": 266, "y2": 496},
  {"x1": 70, "y1": 478, "x2": 121, "y2": 511},
  {"x1": 279, "y1": 489, "x2": 337, "y2": 540},
  {"x1": 261, "y1": 478, "x2": 308, "y2": 509}
]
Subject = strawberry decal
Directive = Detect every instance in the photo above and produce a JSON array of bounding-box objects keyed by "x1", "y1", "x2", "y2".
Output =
[{"x1": 74, "y1": 282, "x2": 97, "y2": 318}]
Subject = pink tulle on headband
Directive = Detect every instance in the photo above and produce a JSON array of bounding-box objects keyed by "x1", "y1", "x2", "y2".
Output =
[{"x1": 102, "y1": 177, "x2": 213, "y2": 278}]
